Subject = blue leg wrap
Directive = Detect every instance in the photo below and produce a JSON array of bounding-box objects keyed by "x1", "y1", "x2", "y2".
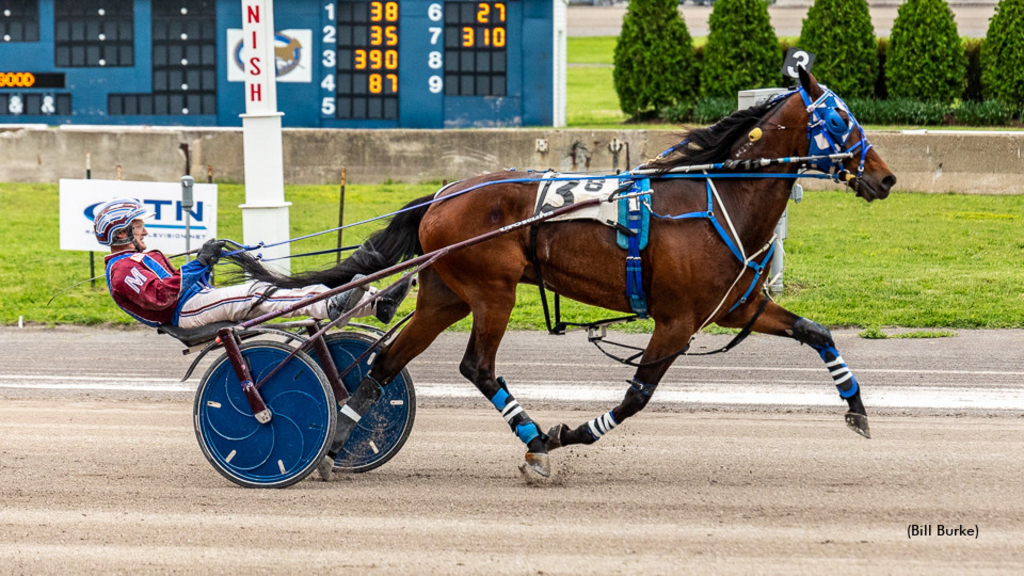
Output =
[
  {"x1": 490, "y1": 387, "x2": 511, "y2": 411},
  {"x1": 813, "y1": 345, "x2": 860, "y2": 399},
  {"x1": 516, "y1": 422, "x2": 541, "y2": 444},
  {"x1": 489, "y1": 378, "x2": 541, "y2": 446}
]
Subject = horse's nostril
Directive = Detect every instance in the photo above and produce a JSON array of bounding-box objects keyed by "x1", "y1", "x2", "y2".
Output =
[{"x1": 881, "y1": 174, "x2": 897, "y2": 191}]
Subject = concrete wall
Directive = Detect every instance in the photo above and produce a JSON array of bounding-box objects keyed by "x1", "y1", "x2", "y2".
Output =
[{"x1": 2, "y1": 125, "x2": 1022, "y2": 194}]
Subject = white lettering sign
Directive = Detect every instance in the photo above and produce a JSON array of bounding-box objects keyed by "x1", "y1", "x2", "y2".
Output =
[
  {"x1": 241, "y1": 0, "x2": 278, "y2": 113},
  {"x1": 59, "y1": 179, "x2": 219, "y2": 253}
]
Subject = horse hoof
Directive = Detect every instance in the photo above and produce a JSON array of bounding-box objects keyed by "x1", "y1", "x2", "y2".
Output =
[
  {"x1": 316, "y1": 455, "x2": 335, "y2": 481},
  {"x1": 545, "y1": 424, "x2": 565, "y2": 451},
  {"x1": 845, "y1": 412, "x2": 871, "y2": 439},
  {"x1": 524, "y1": 452, "x2": 551, "y2": 478}
]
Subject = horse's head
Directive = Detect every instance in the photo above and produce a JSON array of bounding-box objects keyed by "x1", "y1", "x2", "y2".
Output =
[{"x1": 785, "y1": 67, "x2": 896, "y2": 202}]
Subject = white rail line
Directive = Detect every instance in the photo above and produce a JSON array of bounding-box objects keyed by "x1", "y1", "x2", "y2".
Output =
[{"x1": 3, "y1": 373, "x2": 1023, "y2": 410}]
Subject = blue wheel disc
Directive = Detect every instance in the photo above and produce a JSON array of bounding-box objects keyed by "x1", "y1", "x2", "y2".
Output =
[
  {"x1": 313, "y1": 332, "x2": 415, "y2": 473},
  {"x1": 194, "y1": 341, "x2": 335, "y2": 488}
]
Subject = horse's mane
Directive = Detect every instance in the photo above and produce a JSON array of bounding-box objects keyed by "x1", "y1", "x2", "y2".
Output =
[{"x1": 647, "y1": 95, "x2": 790, "y2": 169}]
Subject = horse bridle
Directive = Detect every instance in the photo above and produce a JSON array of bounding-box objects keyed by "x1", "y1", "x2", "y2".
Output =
[{"x1": 792, "y1": 85, "x2": 872, "y2": 181}]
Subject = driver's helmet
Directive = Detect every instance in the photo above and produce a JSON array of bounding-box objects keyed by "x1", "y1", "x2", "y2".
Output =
[{"x1": 94, "y1": 198, "x2": 152, "y2": 246}]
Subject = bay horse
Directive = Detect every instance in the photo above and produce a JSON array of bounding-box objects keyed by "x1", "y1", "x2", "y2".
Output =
[{"x1": 237, "y1": 69, "x2": 896, "y2": 478}]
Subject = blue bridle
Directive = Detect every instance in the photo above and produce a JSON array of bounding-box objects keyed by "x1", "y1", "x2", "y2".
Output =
[{"x1": 796, "y1": 85, "x2": 872, "y2": 180}]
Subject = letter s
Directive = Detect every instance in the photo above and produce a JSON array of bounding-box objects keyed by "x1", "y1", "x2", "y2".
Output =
[{"x1": 249, "y1": 57, "x2": 261, "y2": 75}]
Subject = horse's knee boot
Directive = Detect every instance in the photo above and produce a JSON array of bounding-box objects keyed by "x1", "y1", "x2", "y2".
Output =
[
  {"x1": 792, "y1": 317, "x2": 835, "y2": 348},
  {"x1": 614, "y1": 377, "x2": 657, "y2": 420},
  {"x1": 329, "y1": 375, "x2": 384, "y2": 454},
  {"x1": 490, "y1": 377, "x2": 547, "y2": 453}
]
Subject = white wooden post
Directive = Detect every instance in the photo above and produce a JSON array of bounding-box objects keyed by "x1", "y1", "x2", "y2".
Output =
[{"x1": 240, "y1": 0, "x2": 290, "y2": 273}]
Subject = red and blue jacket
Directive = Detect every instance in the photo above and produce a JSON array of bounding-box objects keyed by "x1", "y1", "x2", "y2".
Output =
[{"x1": 104, "y1": 250, "x2": 212, "y2": 327}]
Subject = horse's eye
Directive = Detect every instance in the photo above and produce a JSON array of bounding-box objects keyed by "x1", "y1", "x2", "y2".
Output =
[{"x1": 825, "y1": 108, "x2": 848, "y2": 137}]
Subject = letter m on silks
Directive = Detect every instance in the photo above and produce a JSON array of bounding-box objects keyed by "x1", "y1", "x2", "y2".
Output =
[{"x1": 125, "y1": 267, "x2": 147, "y2": 294}]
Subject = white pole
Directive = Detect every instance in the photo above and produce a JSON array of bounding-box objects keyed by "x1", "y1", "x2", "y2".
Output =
[
  {"x1": 738, "y1": 88, "x2": 790, "y2": 294},
  {"x1": 240, "y1": 0, "x2": 291, "y2": 273},
  {"x1": 552, "y1": 0, "x2": 567, "y2": 128}
]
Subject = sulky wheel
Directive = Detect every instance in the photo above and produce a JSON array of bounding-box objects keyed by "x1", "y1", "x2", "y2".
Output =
[
  {"x1": 312, "y1": 332, "x2": 416, "y2": 473},
  {"x1": 194, "y1": 341, "x2": 336, "y2": 488}
]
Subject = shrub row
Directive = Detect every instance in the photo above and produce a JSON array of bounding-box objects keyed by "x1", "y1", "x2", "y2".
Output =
[
  {"x1": 690, "y1": 38, "x2": 993, "y2": 103},
  {"x1": 661, "y1": 96, "x2": 1022, "y2": 126}
]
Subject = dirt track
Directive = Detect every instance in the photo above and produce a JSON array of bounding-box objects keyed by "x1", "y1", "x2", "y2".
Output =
[{"x1": 2, "y1": 400, "x2": 1022, "y2": 574}]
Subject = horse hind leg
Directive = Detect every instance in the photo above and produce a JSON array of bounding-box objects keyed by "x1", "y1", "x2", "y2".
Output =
[
  {"x1": 718, "y1": 297, "x2": 870, "y2": 438},
  {"x1": 318, "y1": 268, "x2": 471, "y2": 480},
  {"x1": 546, "y1": 321, "x2": 692, "y2": 453}
]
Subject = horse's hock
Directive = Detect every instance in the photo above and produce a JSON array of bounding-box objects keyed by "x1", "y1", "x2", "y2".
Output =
[{"x1": 1, "y1": 126, "x2": 1022, "y2": 194}]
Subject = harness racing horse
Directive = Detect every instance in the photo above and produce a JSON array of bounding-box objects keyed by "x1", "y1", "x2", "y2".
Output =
[{"x1": 238, "y1": 69, "x2": 896, "y2": 478}]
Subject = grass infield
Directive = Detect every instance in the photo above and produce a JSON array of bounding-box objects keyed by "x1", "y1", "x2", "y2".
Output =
[{"x1": 3, "y1": 182, "x2": 1021, "y2": 331}]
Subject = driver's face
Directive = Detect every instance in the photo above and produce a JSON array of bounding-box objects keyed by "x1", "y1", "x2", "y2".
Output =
[{"x1": 129, "y1": 219, "x2": 148, "y2": 250}]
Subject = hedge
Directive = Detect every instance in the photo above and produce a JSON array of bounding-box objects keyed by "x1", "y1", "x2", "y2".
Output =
[
  {"x1": 663, "y1": 97, "x2": 1018, "y2": 127},
  {"x1": 981, "y1": 0, "x2": 1024, "y2": 109},
  {"x1": 699, "y1": 0, "x2": 781, "y2": 98},
  {"x1": 613, "y1": 0, "x2": 699, "y2": 117},
  {"x1": 797, "y1": 0, "x2": 878, "y2": 99},
  {"x1": 885, "y1": 0, "x2": 967, "y2": 104}
]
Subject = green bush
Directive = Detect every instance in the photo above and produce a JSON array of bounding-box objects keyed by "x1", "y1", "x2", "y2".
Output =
[
  {"x1": 846, "y1": 98, "x2": 948, "y2": 125},
  {"x1": 981, "y1": 0, "x2": 1024, "y2": 110},
  {"x1": 700, "y1": 0, "x2": 781, "y2": 98},
  {"x1": 659, "y1": 100, "x2": 692, "y2": 123},
  {"x1": 613, "y1": 0, "x2": 699, "y2": 118},
  {"x1": 886, "y1": 0, "x2": 967, "y2": 104},
  {"x1": 953, "y1": 99, "x2": 1013, "y2": 126},
  {"x1": 691, "y1": 97, "x2": 738, "y2": 124},
  {"x1": 797, "y1": 0, "x2": 878, "y2": 98}
]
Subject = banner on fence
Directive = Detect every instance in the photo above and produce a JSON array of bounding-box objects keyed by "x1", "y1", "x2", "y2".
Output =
[{"x1": 59, "y1": 179, "x2": 218, "y2": 253}]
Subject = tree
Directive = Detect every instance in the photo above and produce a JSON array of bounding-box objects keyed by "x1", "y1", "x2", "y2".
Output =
[
  {"x1": 797, "y1": 0, "x2": 878, "y2": 99},
  {"x1": 886, "y1": 0, "x2": 967, "y2": 104},
  {"x1": 613, "y1": 0, "x2": 699, "y2": 118},
  {"x1": 700, "y1": 0, "x2": 781, "y2": 98},
  {"x1": 981, "y1": 0, "x2": 1024, "y2": 110}
]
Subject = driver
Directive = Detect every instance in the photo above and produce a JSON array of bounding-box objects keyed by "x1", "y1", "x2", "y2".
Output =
[{"x1": 94, "y1": 198, "x2": 409, "y2": 329}]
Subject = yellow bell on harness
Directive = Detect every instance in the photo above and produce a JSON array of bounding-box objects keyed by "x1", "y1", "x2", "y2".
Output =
[{"x1": 748, "y1": 127, "x2": 763, "y2": 142}]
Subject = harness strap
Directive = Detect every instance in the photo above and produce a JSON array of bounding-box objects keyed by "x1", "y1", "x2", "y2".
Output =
[
  {"x1": 624, "y1": 178, "x2": 650, "y2": 318},
  {"x1": 590, "y1": 295, "x2": 771, "y2": 367},
  {"x1": 527, "y1": 224, "x2": 557, "y2": 334}
]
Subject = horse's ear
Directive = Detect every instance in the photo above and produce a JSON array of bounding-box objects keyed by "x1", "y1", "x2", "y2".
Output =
[{"x1": 797, "y1": 65, "x2": 822, "y2": 98}]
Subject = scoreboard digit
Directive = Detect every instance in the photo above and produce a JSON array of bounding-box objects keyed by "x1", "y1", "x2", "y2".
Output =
[
  {"x1": 0, "y1": 0, "x2": 558, "y2": 127},
  {"x1": 331, "y1": 0, "x2": 399, "y2": 120},
  {"x1": 444, "y1": 2, "x2": 507, "y2": 96}
]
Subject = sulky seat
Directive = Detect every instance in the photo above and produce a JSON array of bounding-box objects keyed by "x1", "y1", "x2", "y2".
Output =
[{"x1": 157, "y1": 322, "x2": 236, "y2": 348}]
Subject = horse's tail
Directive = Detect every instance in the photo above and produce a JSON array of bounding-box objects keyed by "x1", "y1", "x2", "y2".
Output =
[{"x1": 225, "y1": 193, "x2": 432, "y2": 289}]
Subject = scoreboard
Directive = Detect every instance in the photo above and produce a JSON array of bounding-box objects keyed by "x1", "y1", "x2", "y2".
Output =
[{"x1": 0, "y1": 0, "x2": 563, "y2": 128}]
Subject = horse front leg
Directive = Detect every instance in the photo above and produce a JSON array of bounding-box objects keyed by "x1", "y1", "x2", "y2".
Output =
[
  {"x1": 546, "y1": 320, "x2": 694, "y2": 452},
  {"x1": 459, "y1": 293, "x2": 554, "y2": 477},
  {"x1": 718, "y1": 297, "x2": 870, "y2": 438}
]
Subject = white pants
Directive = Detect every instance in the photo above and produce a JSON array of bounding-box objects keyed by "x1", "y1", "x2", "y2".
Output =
[{"x1": 177, "y1": 281, "x2": 376, "y2": 329}]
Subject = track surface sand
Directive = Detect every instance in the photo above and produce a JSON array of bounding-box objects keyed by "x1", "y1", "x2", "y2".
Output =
[{"x1": 2, "y1": 400, "x2": 1022, "y2": 574}]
